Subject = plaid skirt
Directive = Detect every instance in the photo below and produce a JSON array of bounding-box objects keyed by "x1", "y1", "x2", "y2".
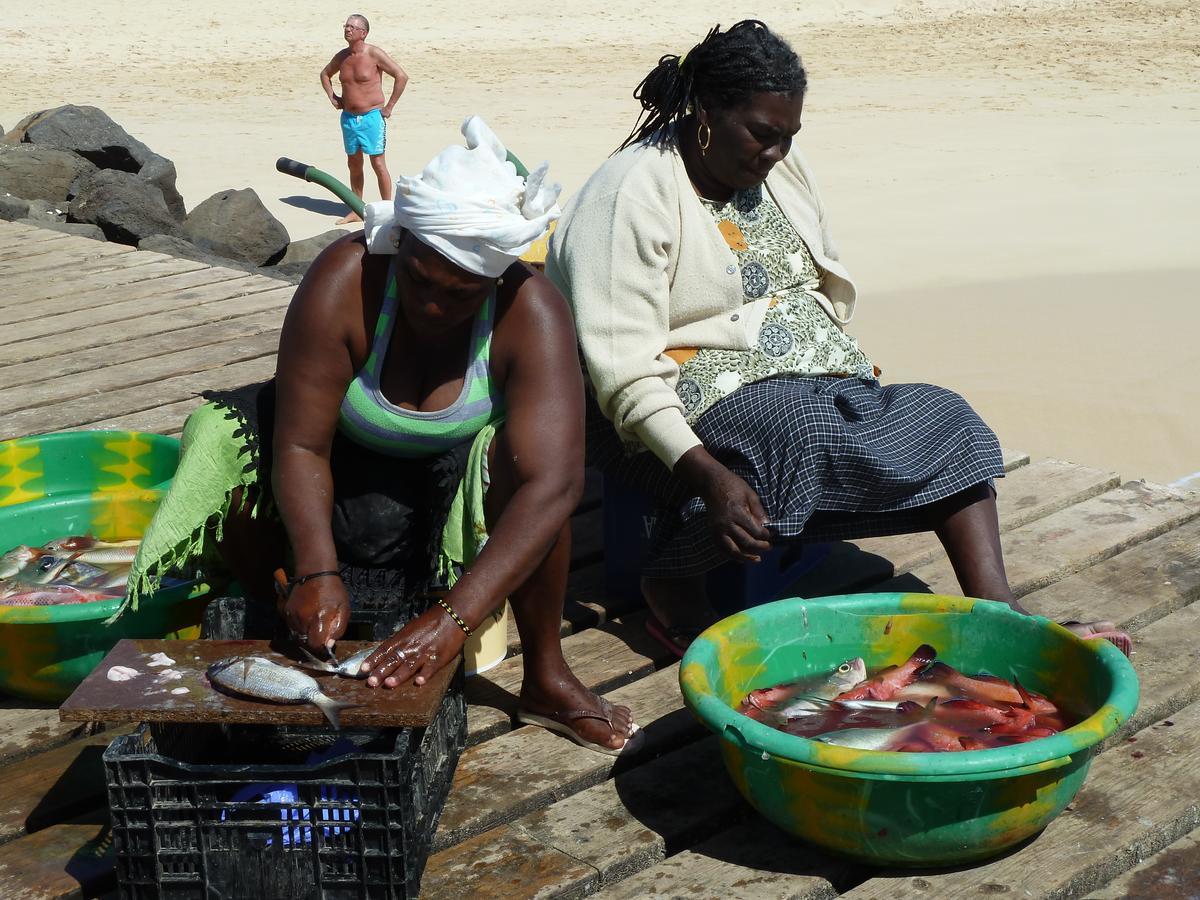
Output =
[{"x1": 588, "y1": 376, "x2": 1004, "y2": 577}]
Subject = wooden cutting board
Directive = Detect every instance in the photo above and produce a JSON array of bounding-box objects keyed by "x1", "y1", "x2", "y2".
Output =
[{"x1": 59, "y1": 639, "x2": 459, "y2": 728}]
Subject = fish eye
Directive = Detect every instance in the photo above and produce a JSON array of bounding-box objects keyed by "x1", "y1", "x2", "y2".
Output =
[{"x1": 838, "y1": 663, "x2": 850, "y2": 673}]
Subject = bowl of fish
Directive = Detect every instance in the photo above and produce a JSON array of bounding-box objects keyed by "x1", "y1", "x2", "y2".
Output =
[
  {"x1": 0, "y1": 431, "x2": 207, "y2": 702},
  {"x1": 679, "y1": 592, "x2": 1139, "y2": 867}
]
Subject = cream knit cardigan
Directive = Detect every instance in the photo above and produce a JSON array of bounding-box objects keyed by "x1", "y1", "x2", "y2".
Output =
[{"x1": 546, "y1": 139, "x2": 858, "y2": 470}]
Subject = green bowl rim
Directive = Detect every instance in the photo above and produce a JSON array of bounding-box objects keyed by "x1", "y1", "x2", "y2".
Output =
[
  {"x1": 0, "y1": 580, "x2": 206, "y2": 624},
  {"x1": 0, "y1": 430, "x2": 181, "y2": 497},
  {"x1": 680, "y1": 592, "x2": 1140, "y2": 777}
]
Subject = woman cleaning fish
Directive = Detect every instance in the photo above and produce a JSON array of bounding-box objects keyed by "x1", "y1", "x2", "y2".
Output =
[
  {"x1": 737, "y1": 644, "x2": 1074, "y2": 751},
  {"x1": 120, "y1": 117, "x2": 642, "y2": 756}
]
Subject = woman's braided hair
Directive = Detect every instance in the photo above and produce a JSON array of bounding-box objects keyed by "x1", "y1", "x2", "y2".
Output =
[{"x1": 617, "y1": 20, "x2": 806, "y2": 152}]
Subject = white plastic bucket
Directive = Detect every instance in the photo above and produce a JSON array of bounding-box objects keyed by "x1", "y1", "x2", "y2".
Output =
[{"x1": 463, "y1": 600, "x2": 510, "y2": 676}]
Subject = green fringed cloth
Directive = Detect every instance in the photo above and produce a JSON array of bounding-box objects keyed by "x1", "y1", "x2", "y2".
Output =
[{"x1": 115, "y1": 381, "x2": 496, "y2": 626}]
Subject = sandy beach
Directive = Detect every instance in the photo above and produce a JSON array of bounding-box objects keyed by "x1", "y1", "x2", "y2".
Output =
[{"x1": 2, "y1": 0, "x2": 1197, "y2": 485}]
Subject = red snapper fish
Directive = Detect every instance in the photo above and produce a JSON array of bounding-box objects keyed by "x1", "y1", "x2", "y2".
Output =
[{"x1": 920, "y1": 663, "x2": 1060, "y2": 716}]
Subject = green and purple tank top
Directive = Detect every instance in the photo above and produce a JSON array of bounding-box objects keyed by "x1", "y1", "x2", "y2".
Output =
[{"x1": 338, "y1": 261, "x2": 505, "y2": 457}]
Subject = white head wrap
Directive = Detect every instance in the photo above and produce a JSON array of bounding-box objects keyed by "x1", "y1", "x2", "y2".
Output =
[{"x1": 363, "y1": 115, "x2": 562, "y2": 277}]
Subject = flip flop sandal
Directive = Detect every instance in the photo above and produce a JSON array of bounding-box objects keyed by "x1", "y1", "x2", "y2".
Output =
[
  {"x1": 516, "y1": 697, "x2": 645, "y2": 757},
  {"x1": 645, "y1": 615, "x2": 705, "y2": 660},
  {"x1": 1060, "y1": 620, "x2": 1133, "y2": 657}
]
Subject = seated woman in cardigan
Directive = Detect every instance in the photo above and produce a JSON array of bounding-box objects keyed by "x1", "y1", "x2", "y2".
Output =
[{"x1": 546, "y1": 21, "x2": 1131, "y2": 658}]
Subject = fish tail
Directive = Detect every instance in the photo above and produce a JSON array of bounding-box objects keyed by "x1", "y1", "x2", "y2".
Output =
[
  {"x1": 911, "y1": 644, "x2": 938, "y2": 667},
  {"x1": 313, "y1": 695, "x2": 359, "y2": 729}
]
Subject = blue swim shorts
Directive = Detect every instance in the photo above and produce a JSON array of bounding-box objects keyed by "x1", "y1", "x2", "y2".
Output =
[{"x1": 340, "y1": 108, "x2": 386, "y2": 156}]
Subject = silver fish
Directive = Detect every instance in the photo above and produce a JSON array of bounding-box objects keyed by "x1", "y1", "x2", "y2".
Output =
[
  {"x1": 207, "y1": 656, "x2": 355, "y2": 728},
  {"x1": 15, "y1": 554, "x2": 77, "y2": 585},
  {"x1": 0, "y1": 545, "x2": 42, "y2": 579},
  {"x1": 296, "y1": 644, "x2": 376, "y2": 679},
  {"x1": 747, "y1": 658, "x2": 869, "y2": 718},
  {"x1": 72, "y1": 546, "x2": 139, "y2": 566},
  {"x1": 41, "y1": 535, "x2": 140, "y2": 554},
  {"x1": 53, "y1": 559, "x2": 112, "y2": 588},
  {"x1": 814, "y1": 725, "x2": 916, "y2": 750},
  {"x1": 835, "y1": 699, "x2": 911, "y2": 711}
]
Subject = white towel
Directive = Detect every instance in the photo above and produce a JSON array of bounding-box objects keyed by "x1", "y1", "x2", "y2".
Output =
[{"x1": 364, "y1": 116, "x2": 561, "y2": 277}]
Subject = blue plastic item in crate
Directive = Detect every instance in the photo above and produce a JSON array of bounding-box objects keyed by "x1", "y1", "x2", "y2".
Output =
[
  {"x1": 221, "y1": 738, "x2": 363, "y2": 847},
  {"x1": 103, "y1": 669, "x2": 466, "y2": 900},
  {"x1": 601, "y1": 475, "x2": 829, "y2": 615}
]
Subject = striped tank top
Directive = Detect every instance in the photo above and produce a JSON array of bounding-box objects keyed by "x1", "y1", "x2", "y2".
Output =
[{"x1": 338, "y1": 261, "x2": 506, "y2": 457}]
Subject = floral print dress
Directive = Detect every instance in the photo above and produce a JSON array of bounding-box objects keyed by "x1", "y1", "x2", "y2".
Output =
[{"x1": 671, "y1": 184, "x2": 877, "y2": 425}]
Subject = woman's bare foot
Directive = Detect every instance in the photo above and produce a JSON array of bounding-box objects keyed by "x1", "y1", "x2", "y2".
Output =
[
  {"x1": 641, "y1": 574, "x2": 718, "y2": 656},
  {"x1": 1061, "y1": 620, "x2": 1133, "y2": 657},
  {"x1": 993, "y1": 600, "x2": 1133, "y2": 658},
  {"x1": 336, "y1": 211, "x2": 363, "y2": 225},
  {"x1": 518, "y1": 671, "x2": 637, "y2": 752}
]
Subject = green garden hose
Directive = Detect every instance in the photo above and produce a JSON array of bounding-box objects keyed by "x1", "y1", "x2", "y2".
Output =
[{"x1": 275, "y1": 150, "x2": 531, "y2": 217}]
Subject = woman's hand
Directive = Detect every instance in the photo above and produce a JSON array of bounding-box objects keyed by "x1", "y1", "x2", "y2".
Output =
[
  {"x1": 675, "y1": 446, "x2": 772, "y2": 563},
  {"x1": 359, "y1": 605, "x2": 469, "y2": 688},
  {"x1": 284, "y1": 577, "x2": 350, "y2": 653}
]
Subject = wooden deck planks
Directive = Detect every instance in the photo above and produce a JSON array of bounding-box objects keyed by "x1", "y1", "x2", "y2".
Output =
[
  {"x1": 0, "y1": 235, "x2": 124, "y2": 266},
  {"x1": 468, "y1": 610, "x2": 671, "y2": 746},
  {"x1": 0, "y1": 257, "x2": 252, "y2": 310},
  {"x1": 1086, "y1": 828, "x2": 1200, "y2": 898},
  {"x1": 0, "y1": 222, "x2": 1197, "y2": 899},
  {"x1": 421, "y1": 826, "x2": 599, "y2": 900},
  {"x1": 589, "y1": 817, "x2": 850, "y2": 900},
  {"x1": 0, "y1": 729, "x2": 129, "y2": 845},
  {"x1": 0, "y1": 309, "x2": 287, "y2": 392},
  {"x1": 77, "y1": 399, "x2": 207, "y2": 437},
  {"x1": 1022, "y1": 516, "x2": 1200, "y2": 634},
  {"x1": 877, "y1": 481, "x2": 1200, "y2": 599},
  {"x1": 0, "y1": 356, "x2": 280, "y2": 440},
  {"x1": 0, "y1": 704, "x2": 93, "y2": 766},
  {"x1": 842, "y1": 707, "x2": 1200, "y2": 899},
  {"x1": 0, "y1": 274, "x2": 288, "y2": 345},
  {"x1": 0, "y1": 818, "x2": 114, "y2": 900},
  {"x1": 0, "y1": 251, "x2": 198, "y2": 300},
  {"x1": 579, "y1": 600, "x2": 1200, "y2": 900},
  {"x1": 0, "y1": 330, "x2": 281, "y2": 416},
  {"x1": 436, "y1": 663, "x2": 701, "y2": 851},
  {"x1": 0, "y1": 271, "x2": 270, "y2": 366}
]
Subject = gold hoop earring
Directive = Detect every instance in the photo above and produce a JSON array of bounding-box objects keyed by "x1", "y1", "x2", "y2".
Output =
[{"x1": 697, "y1": 121, "x2": 711, "y2": 154}]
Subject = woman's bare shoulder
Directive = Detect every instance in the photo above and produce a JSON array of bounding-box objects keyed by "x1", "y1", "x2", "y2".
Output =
[
  {"x1": 491, "y1": 263, "x2": 577, "y2": 368},
  {"x1": 291, "y1": 234, "x2": 388, "y2": 316}
]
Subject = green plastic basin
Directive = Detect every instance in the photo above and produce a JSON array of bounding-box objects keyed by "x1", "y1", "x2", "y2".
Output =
[
  {"x1": 0, "y1": 432, "x2": 206, "y2": 702},
  {"x1": 0, "y1": 430, "x2": 180, "y2": 508},
  {"x1": 679, "y1": 593, "x2": 1139, "y2": 867}
]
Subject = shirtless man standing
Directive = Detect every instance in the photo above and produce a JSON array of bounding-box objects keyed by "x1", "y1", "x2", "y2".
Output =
[{"x1": 321, "y1": 14, "x2": 409, "y2": 224}]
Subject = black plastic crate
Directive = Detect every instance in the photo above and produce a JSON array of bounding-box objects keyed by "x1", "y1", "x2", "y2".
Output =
[{"x1": 104, "y1": 669, "x2": 466, "y2": 900}]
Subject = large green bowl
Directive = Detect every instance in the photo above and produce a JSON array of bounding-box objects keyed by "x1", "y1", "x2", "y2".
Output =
[
  {"x1": 0, "y1": 430, "x2": 181, "y2": 507},
  {"x1": 679, "y1": 593, "x2": 1139, "y2": 867},
  {"x1": 0, "y1": 432, "x2": 206, "y2": 702}
]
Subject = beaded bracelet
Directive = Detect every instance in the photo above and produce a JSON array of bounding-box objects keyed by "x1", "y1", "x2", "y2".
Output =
[{"x1": 436, "y1": 597, "x2": 472, "y2": 636}]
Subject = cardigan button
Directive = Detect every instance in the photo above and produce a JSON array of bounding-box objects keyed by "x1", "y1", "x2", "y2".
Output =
[
  {"x1": 726, "y1": 264, "x2": 737, "y2": 274},
  {"x1": 730, "y1": 313, "x2": 740, "y2": 322}
]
